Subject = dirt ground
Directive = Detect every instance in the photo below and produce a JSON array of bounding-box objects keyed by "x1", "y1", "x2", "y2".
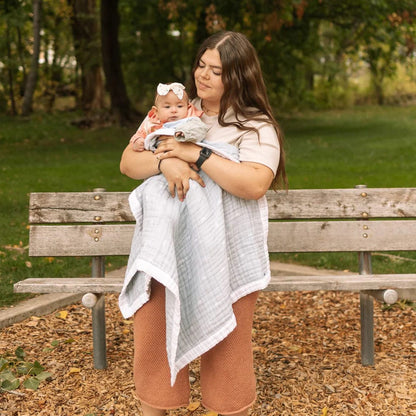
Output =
[{"x1": 1, "y1": 291, "x2": 416, "y2": 416}]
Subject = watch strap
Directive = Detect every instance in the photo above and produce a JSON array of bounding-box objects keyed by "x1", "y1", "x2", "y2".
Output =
[{"x1": 195, "y1": 147, "x2": 212, "y2": 171}]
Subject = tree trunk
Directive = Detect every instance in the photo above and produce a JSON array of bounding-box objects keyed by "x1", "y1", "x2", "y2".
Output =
[
  {"x1": 5, "y1": 17, "x2": 17, "y2": 115},
  {"x1": 21, "y1": 0, "x2": 42, "y2": 116},
  {"x1": 68, "y1": 0, "x2": 105, "y2": 114},
  {"x1": 373, "y1": 79, "x2": 385, "y2": 106},
  {"x1": 17, "y1": 27, "x2": 27, "y2": 98},
  {"x1": 368, "y1": 60, "x2": 385, "y2": 106},
  {"x1": 100, "y1": 0, "x2": 134, "y2": 124}
]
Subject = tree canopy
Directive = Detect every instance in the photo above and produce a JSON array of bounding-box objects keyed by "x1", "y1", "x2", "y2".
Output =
[{"x1": 1, "y1": 0, "x2": 416, "y2": 119}]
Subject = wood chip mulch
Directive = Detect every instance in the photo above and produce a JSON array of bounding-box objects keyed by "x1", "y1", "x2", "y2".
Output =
[{"x1": 1, "y1": 291, "x2": 416, "y2": 416}]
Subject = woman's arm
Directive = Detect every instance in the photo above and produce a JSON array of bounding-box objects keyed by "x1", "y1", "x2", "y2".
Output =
[
  {"x1": 199, "y1": 156, "x2": 273, "y2": 200},
  {"x1": 120, "y1": 143, "x2": 160, "y2": 179},
  {"x1": 120, "y1": 142, "x2": 205, "y2": 201},
  {"x1": 154, "y1": 139, "x2": 274, "y2": 200}
]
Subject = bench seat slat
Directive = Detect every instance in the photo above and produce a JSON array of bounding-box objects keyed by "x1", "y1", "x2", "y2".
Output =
[
  {"x1": 267, "y1": 274, "x2": 416, "y2": 291},
  {"x1": 13, "y1": 274, "x2": 416, "y2": 294},
  {"x1": 14, "y1": 277, "x2": 124, "y2": 293}
]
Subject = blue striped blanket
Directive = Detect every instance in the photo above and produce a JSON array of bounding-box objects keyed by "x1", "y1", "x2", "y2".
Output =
[{"x1": 119, "y1": 151, "x2": 270, "y2": 385}]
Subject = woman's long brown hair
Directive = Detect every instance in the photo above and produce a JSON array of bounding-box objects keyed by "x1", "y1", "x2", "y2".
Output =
[{"x1": 189, "y1": 31, "x2": 287, "y2": 190}]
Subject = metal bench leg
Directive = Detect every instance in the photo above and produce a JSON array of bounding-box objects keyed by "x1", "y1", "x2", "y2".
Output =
[
  {"x1": 360, "y1": 292, "x2": 374, "y2": 365},
  {"x1": 92, "y1": 256, "x2": 107, "y2": 369},
  {"x1": 359, "y1": 251, "x2": 374, "y2": 366},
  {"x1": 92, "y1": 294, "x2": 107, "y2": 369}
]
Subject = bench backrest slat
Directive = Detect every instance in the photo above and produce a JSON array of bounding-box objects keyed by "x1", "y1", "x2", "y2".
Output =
[
  {"x1": 268, "y1": 220, "x2": 416, "y2": 252},
  {"x1": 29, "y1": 224, "x2": 134, "y2": 256},
  {"x1": 29, "y1": 220, "x2": 416, "y2": 257},
  {"x1": 28, "y1": 188, "x2": 416, "y2": 257},
  {"x1": 29, "y1": 188, "x2": 416, "y2": 224},
  {"x1": 29, "y1": 192, "x2": 133, "y2": 223},
  {"x1": 267, "y1": 188, "x2": 416, "y2": 219}
]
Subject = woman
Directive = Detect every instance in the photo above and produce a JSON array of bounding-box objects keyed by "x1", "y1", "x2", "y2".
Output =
[{"x1": 120, "y1": 31, "x2": 286, "y2": 416}]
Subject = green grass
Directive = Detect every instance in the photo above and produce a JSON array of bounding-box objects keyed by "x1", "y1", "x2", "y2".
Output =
[
  {"x1": 0, "y1": 112, "x2": 138, "y2": 307},
  {"x1": 281, "y1": 105, "x2": 416, "y2": 188},
  {"x1": 1, "y1": 106, "x2": 416, "y2": 307},
  {"x1": 273, "y1": 105, "x2": 416, "y2": 273}
]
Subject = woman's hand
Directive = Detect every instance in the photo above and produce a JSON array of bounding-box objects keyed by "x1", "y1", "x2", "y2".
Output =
[
  {"x1": 159, "y1": 157, "x2": 205, "y2": 201},
  {"x1": 155, "y1": 136, "x2": 200, "y2": 165}
]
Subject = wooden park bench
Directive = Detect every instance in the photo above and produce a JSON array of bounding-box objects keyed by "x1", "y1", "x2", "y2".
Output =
[{"x1": 14, "y1": 186, "x2": 416, "y2": 370}]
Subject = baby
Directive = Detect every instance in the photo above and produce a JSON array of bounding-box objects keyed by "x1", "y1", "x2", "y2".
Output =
[{"x1": 130, "y1": 82, "x2": 208, "y2": 152}]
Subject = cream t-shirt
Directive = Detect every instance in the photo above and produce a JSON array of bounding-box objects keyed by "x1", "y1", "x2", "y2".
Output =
[{"x1": 193, "y1": 98, "x2": 280, "y2": 175}]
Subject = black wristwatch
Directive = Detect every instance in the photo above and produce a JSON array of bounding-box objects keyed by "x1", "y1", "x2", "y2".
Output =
[{"x1": 195, "y1": 147, "x2": 212, "y2": 171}]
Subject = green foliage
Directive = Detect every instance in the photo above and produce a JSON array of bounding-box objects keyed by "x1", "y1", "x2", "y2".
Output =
[
  {"x1": 42, "y1": 338, "x2": 75, "y2": 354},
  {"x1": 119, "y1": 0, "x2": 201, "y2": 112},
  {"x1": 382, "y1": 298, "x2": 416, "y2": 311},
  {"x1": 3, "y1": 0, "x2": 416, "y2": 115},
  {"x1": 0, "y1": 347, "x2": 52, "y2": 392}
]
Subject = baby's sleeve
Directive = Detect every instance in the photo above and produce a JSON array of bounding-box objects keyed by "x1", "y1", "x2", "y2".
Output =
[{"x1": 130, "y1": 116, "x2": 150, "y2": 144}]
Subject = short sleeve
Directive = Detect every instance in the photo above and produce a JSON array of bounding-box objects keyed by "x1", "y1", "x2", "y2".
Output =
[{"x1": 237, "y1": 123, "x2": 280, "y2": 175}]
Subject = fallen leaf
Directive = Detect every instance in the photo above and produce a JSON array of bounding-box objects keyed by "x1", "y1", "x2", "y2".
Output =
[
  {"x1": 23, "y1": 377, "x2": 40, "y2": 390},
  {"x1": 68, "y1": 367, "x2": 81, "y2": 374},
  {"x1": 56, "y1": 310, "x2": 68, "y2": 320},
  {"x1": 325, "y1": 384, "x2": 336, "y2": 393},
  {"x1": 187, "y1": 401, "x2": 200, "y2": 411}
]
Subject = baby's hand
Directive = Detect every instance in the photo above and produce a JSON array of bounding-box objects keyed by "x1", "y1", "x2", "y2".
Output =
[{"x1": 131, "y1": 137, "x2": 145, "y2": 152}]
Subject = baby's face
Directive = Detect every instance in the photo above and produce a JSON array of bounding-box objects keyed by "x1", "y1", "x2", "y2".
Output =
[{"x1": 155, "y1": 91, "x2": 189, "y2": 122}]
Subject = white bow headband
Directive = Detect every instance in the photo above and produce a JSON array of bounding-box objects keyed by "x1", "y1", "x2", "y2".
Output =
[{"x1": 157, "y1": 82, "x2": 186, "y2": 100}]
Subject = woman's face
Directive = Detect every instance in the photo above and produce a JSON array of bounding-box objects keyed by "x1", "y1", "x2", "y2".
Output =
[{"x1": 194, "y1": 48, "x2": 224, "y2": 106}]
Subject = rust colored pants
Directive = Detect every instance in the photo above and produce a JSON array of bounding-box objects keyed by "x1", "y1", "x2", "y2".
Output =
[{"x1": 133, "y1": 280, "x2": 258, "y2": 414}]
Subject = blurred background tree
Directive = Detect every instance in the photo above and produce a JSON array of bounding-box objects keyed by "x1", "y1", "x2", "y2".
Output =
[{"x1": 0, "y1": 0, "x2": 415, "y2": 121}]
